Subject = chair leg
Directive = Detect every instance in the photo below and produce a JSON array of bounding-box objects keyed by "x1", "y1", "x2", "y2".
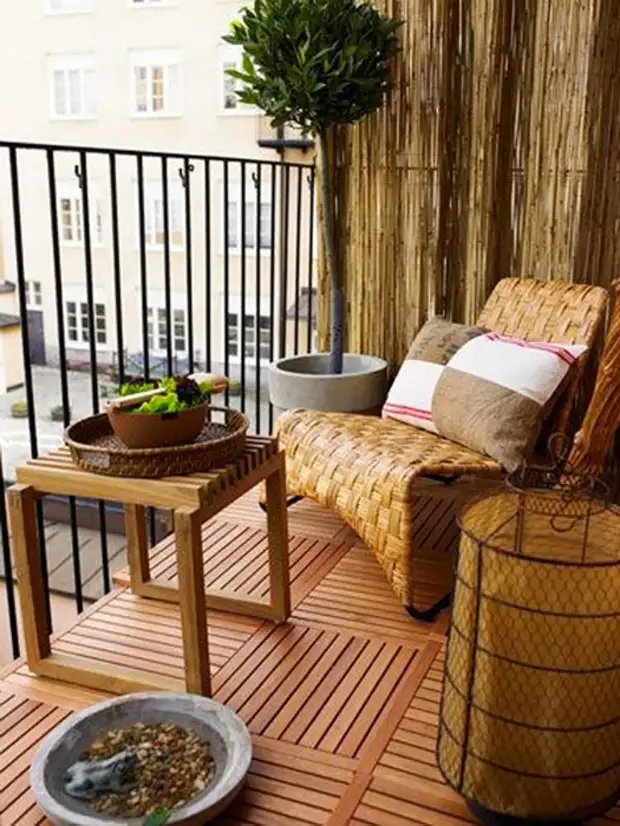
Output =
[
  {"x1": 259, "y1": 494, "x2": 303, "y2": 513},
  {"x1": 406, "y1": 592, "x2": 451, "y2": 623}
]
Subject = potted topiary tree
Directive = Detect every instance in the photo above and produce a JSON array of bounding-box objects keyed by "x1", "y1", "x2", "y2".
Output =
[{"x1": 226, "y1": 0, "x2": 400, "y2": 415}]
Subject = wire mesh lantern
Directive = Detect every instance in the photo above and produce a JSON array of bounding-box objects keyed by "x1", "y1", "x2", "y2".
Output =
[{"x1": 437, "y1": 438, "x2": 620, "y2": 824}]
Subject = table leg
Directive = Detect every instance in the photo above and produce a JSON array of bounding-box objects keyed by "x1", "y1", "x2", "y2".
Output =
[
  {"x1": 265, "y1": 452, "x2": 291, "y2": 622},
  {"x1": 8, "y1": 485, "x2": 50, "y2": 666},
  {"x1": 175, "y1": 507, "x2": 211, "y2": 696},
  {"x1": 124, "y1": 504, "x2": 150, "y2": 594}
]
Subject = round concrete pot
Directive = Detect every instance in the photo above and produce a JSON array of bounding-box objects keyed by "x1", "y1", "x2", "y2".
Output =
[
  {"x1": 30, "y1": 691, "x2": 252, "y2": 826},
  {"x1": 269, "y1": 353, "x2": 388, "y2": 416}
]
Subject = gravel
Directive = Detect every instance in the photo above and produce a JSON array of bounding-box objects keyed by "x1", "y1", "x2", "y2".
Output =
[{"x1": 86, "y1": 722, "x2": 215, "y2": 818}]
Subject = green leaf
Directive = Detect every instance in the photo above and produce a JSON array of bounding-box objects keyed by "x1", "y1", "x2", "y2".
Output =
[
  {"x1": 223, "y1": 0, "x2": 402, "y2": 133},
  {"x1": 119, "y1": 380, "x2": 157, "y2": 397},
  {"x1": 143, "y1": 809, "x2": 171, "y2": 826},
  {"x1": 159, "y1": 377, "x2": 176, "y2": 393},
  {"x1": 134, "y1": 392, "x2": 179, "y2": 414}
]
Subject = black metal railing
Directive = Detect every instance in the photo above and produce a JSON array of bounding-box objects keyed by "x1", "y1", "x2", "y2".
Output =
[{"x1": 0, "y1": 139, "x2": 316, "y2": 663}]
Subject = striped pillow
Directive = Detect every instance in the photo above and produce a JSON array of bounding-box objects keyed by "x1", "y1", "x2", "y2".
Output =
[
  {"x1": 431, "y1": 333, "x2": 587, "y2": 470},
  {"x1": 382, "y1": 320, "x2": 488, "y2": 432},
  {"x1": 383, "y1": 359, "x2": 444, "y2": 432}
]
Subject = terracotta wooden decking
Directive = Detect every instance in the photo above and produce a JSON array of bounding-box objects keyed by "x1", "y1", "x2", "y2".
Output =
[{"x1": 3, "y1": 492, "x2": 617, "y2": 825}]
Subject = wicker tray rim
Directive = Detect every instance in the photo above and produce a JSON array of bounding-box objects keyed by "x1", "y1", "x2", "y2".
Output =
[{"x1": 65, "y1": 405, "x2": 249, "y2": 456}]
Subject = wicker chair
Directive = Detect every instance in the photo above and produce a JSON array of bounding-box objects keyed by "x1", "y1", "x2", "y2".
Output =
[
  {"x1": 569, "y1": 281, "x2": 620, "y2": 478},
  {"x1": 276, "y1": 278, "x2": 609, "y2": 620}
]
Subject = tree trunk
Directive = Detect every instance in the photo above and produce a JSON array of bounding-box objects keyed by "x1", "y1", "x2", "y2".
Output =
[{"x1": 319, "y1": 129, "x2": 344, "y2": 374}]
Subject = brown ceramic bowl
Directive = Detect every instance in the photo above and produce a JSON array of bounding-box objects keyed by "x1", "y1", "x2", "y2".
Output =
[{"x1": 106, "y1": 402, "x2": 208, "y2": 449}]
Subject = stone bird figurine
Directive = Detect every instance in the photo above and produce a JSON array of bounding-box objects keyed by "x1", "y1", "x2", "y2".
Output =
[{"x1": 64, "y1": 749, "x2": 136, "y2": 800}]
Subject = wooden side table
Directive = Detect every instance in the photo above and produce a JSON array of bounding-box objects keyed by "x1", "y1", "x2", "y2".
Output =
[{"x1": 9, "y1": 436, "x2": 290, "y2": 697}]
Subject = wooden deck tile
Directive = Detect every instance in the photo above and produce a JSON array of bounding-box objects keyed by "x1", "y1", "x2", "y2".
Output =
[
  {"x1": 115, "y1": 519, "x2": 354, "y2": 609},
  {"x1": 352, "y1": 772, "x2": 474, "y2": 826},
  {"x1": 377, "y1": 654, "x2": 447, "y2": 787},
  {"x1": 205, "y1": 488, "x2": 359, "y2": 542},
  {"x1": 214, "y1": 621, "x2": 420, "y2": 759},
  {"x1": 48, "y1": 589, "x2": 262, "y2": 679},
  {"x1": 0, "y1": 685, "x2": 353, "y2": 826},
  {"x1": 293, "y1": 545, "x2": 450, "y2": 642},
  {"x1": 5, "y1": 492, "x2": 564, "y2": 826},
  {"x1": 3, "y1": 590, "x2": 619, "y2": 826}
]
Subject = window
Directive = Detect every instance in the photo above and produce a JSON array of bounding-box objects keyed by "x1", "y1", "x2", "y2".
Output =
[
  {"x1": 47, "y1": 0, "x2": 93, "y2": 12},
  {"x1": 58, "y1": 185, "x2": 103, "y2": 246},
  {"x1": 48, "y1": 54, "x2": 96, "y2": 118},
  {"x1": 25, "y1": 281, "x2": 43, "y2": 309},
  {"x1": 143, "y1": 182, "x2": 184, "y2": 249},
  {"x1": 227, "y1": 307, "x2": 271, "y2": 362},
  {"x1": 147, "y1": 307, "x2": 186, "y2": 354},
  {"x1": 226, "y1": 187, "x2": 272, "y2": 252},
  {"x1": 219, "y1": 45, "x2": 258, "y2": 114},
  {"x1": 66, "y1": 301, "x2": 107, "y2": 346},
  {"x1": 130, "y1": 50, "x2": 182, "y2": 116}
]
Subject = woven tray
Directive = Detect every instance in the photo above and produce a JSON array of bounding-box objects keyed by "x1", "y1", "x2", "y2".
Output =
[{"x1": 64, "y1": 406, "x2": 249, "y2": 478}]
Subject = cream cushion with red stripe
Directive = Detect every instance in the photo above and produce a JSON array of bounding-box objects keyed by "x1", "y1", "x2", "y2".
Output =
[
  {"x1": 432, "y1": 333, "x2": 587, "y2": 471},
  {"x1": 382, "y1": 360, "x2": 443, "y2": 433},
  {"x1": 382, "y1": 319, "x2": 488, "y2": 433}
]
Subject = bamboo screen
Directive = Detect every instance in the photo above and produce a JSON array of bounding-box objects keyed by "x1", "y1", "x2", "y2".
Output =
[{"x1": 317, "y1": 0, "x2": 620, "y2": 373}]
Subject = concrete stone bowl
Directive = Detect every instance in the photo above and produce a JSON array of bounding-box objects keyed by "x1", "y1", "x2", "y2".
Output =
[{"x1": 30, "y1": 692, "x2": 253, "y2": 826}]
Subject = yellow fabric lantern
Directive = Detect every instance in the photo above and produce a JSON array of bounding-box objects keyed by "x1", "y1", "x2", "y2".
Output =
[{"x1": 438, "y1": 466, "x2": 620, "y2": 822}]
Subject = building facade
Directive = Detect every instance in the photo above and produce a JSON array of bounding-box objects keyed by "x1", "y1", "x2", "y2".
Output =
[{"x1": 0, "y1": 0, "x2": 317, "y2": 384}]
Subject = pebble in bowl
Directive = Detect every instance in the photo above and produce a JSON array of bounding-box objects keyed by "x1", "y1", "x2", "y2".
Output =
[{"x1": 30, "y1": 692, "x2": 252, "y2": 826}]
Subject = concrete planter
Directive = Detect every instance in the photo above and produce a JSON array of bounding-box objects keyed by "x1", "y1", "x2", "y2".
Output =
[
  {"x1": 268, "y1": 353, "x2": 388, "y2": 416},
  {"x1": 30, "y1": 692, "x2": 252, "y2": 826}
]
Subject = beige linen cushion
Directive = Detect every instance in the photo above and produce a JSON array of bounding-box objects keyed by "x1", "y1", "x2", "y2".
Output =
[
  {"x1": 432, "y1": 333, "x2": 587, "y2": 471},
  {"x1": 405, "y1": 318, "x2": 488, "y2": 365},
  {"x1": 382, "y1": 319, "x2": 488, "y2": 432}
]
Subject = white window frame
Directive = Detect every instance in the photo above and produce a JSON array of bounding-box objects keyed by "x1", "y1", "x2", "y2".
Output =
[
  {"x1": 223, "y1": 183, "x2": 273, "y2": 256},
  {"x1": 225, "y1": 297, "x2": 272, "y2": 365},
  {"x1": 130, "y1": 49, "x2": 183, "y2": 118},
  {"x1": 146, "y1": 295, "x2": 188, "y2": 357},
  {"x1": 64, "y1": 286, "x2": 109, "y2": 350},
  {"x1": 218, "y1": 44, "x2": 259, "y2": 116},
  {"x1": 139, "y1": 181, "x2": 185, "y2": 251},
  {"x1": 46, "y1": 0, "x2": 94, "y2": 14},
  {"x1": 48, "y1": 53, "x2": 97, "y2": 120},
  {"x1": 57, "y1": 182, "x2": 103, "y2": 248},
  {"x1": 25, "y1": 281, "x2": 43, "y2": 309}
]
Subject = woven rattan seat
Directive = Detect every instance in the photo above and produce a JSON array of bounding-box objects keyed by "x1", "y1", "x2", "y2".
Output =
[{"x1": 276, "y1": 278, "x2": 609, "y2": 618}]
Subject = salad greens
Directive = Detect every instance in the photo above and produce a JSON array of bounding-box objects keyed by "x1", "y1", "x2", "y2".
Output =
[{"x1": 118, "y1": 376, "x2": 214, "y2": 415}]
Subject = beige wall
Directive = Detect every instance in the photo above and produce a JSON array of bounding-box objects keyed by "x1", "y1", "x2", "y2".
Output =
[
  {"x1": 0, "y1": 0, "x2": 317, "y2": 379},
  {"x1": 0, "y1": 0, "x2": 276, "y2": 155},
  {"x1": 2, "y1": 326, "x2": 25, "y2": 391}
]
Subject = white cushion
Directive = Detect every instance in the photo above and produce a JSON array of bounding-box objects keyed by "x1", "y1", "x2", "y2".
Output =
[{"x1": 382, "y1": 359, "x2": 444, "y2": 433}]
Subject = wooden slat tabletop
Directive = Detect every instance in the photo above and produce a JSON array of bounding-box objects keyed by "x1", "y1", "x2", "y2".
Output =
[{"x1": 14, "y1": 437, "x2": 278, "y2": 510}]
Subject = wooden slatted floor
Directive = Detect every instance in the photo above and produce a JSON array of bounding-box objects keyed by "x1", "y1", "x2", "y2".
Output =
[{"x1": 3, "y1": 492, "x2": 617, "y2": 825}]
